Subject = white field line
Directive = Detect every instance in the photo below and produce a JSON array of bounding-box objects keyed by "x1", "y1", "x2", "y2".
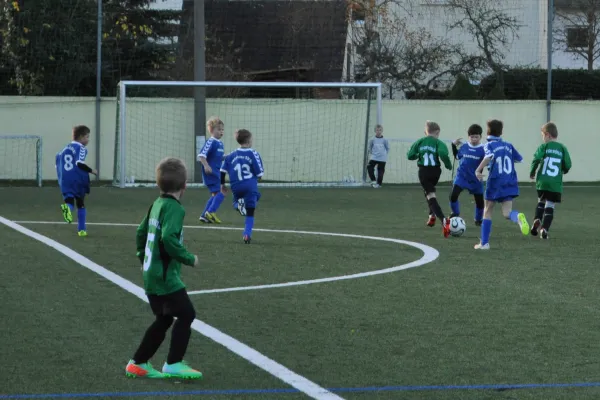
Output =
[
  {"x1": 0, "y1": 216, "x2": 345, "y2": 400},
  {"x1": 13, "y1": 221, "x2": 440, "y2": 295}
]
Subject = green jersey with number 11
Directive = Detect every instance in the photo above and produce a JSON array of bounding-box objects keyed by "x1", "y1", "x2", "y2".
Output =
[
  {"x1": 136, "y1": 194, "x2": 196, "y2": 296},
  {"x1": 406, "y1": 136, "x2": 453, "y2": 170},
  {"x1": 530, "y1": 141, "x2": 572, "y2": 193}
]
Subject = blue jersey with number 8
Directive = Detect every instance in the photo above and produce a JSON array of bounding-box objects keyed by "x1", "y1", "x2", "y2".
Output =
[{"x1": 55, "y1": 141, "x2": 90, "y2": 198}]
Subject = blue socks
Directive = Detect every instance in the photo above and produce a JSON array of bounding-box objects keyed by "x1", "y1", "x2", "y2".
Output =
[
  {"x1": 244, "y1": 216, "x2": 254, "y2": 237},
  {"x1": 450, "y1": 200, "x2": 484, "y2": 223},
  {"x1": 475, "y1": 207, "x2": 483, "y2": 222},
  {"x1": 67, "y1": 203, "x2": 74, "y2": 212},
  {"x1": 479, "y1": 211, "x2": 520, "y2": 245},
  {"x1": 203, "y1": 192, "x2": 225, "y2": 216},
  {"x1": 77, "y1": 208, "x2": 86, "y2": 231},
  {"x1": 450, "y1": 201, "x2": 460, "y2": 216},
  {"x1": 202, "y1": 196, "x2": 214, "y2": 216},
  {"x1": 209, "y1": 192, "x2": 225, "y2": 213},
  {"x1": 481, "y1": 219, "x2": 492, "y2": 245}
]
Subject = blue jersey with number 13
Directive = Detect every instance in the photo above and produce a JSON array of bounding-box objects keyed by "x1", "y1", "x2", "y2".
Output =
[{"x1": 221, "y1": 148, "x2": 264, "y2": 188}]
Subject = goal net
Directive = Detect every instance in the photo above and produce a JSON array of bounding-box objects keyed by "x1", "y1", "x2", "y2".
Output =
[
  {"x1": 0, "y1": 135, "x2": 43, "y2": 187},
  {"x1": 113, "y1": 81, "x2": 382, "y2": 188}
]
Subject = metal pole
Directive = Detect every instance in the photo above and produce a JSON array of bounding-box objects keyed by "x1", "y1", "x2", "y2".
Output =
[
  {"x1": 362, "y1": 90, "x2": 372, "y2": 183},
  {"x1": 193, "y1": 0, "x2": 207, "y2": 183},
  {"x1": 546, "y1": 0, "x2": 553, "y2": 122},
  {"x1": 95, "y1": 0, "x2": 102, "y2": 180}
]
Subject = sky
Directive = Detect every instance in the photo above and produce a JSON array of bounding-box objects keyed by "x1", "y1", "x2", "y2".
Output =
[{"x1": 150, "y1": 0, "x2": 184, "y2": 10}]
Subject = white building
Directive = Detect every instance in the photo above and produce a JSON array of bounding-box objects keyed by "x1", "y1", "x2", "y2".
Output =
[{"x1": 344, "y1": 0, "x2": 599, "y2": 90}]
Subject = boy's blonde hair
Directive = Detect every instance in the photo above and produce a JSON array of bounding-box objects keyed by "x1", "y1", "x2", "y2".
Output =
[
  {"x1": 542, "y1": 121, "x2": 558, "y2": 138},
  {"x1": 425, "y1": 121, "x2": 440, "y2": 134},
  {"x1": 156, "y1": 157, "x2": 187, "y2": 193},
  {"x1": 206, "y1": 116, "x2": 224, "y2": 131},
  {"x1": 375, "y1": 124, "x2": 383, "y2": 130}
]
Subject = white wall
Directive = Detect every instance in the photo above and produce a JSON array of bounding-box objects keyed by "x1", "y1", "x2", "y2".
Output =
[{"x1": 0, "y1": 96, "x2": 597, "y2": 185}]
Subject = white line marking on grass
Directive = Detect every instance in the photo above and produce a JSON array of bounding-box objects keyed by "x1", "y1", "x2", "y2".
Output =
[
  {"x1": 14, "y1": 221, "x2": 440, "y2": 295},
  {"x1": 0, "y1": 216, "x2": 344, "y2": 400}
]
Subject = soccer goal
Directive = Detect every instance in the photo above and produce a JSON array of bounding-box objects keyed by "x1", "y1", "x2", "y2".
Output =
[
  {"x1": 113, "y1": 81, "x2": 382, "y2": 188},
  {"x1": 0, "y1": 135, "x2": 43, "y2": 187}
]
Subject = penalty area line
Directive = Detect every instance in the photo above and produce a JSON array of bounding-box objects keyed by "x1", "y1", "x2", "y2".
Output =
[{"x1": 0, "y1": 216, "x2": 344, "y2": 400}]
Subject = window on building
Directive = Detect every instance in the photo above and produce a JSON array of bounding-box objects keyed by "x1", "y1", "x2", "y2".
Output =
[{"x1": 567, "y1": 26, "x2": 589, "y2": 50}]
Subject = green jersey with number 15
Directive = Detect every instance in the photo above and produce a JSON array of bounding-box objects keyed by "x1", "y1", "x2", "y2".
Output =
[
  {"x1": 136, "y1": 194, "x2": 196, "y2": 296},
  {"x1": 530, "y1": 141, "x2": 572, "y2": 193}
]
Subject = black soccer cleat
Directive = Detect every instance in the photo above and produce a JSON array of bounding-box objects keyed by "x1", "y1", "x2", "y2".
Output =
[
  {"x1": 530, "y1": 219, "x2": 541, "y2": 236},
  {"x1": 243, "y1": 234, "x2": 251, "y2": 244},
  {"x1": 474, "y1": 220, "x2": 482, "y2": 227},
  {"x1": 540, "y1": 228, "x2": 548, "y2": 240}
]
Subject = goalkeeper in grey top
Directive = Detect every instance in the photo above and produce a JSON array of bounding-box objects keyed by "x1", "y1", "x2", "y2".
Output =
[{"x1": 366, "y1": 124, "x2": 389, "y2": 188}]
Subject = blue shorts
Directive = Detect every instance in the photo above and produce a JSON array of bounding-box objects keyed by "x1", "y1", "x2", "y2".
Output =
[
  {"x1": 454, "y1": 176, "x2": 483, "y2": 195},
  {"x1": 60, "y1": 181, "x2": 90, "y2": 200},
  {"x1": 485, "y1": 180, "x2": 519, "y2": 202},
  {"x1": 202, "y1": 174, "x2": 220, "y2": 193},
  {"x1": 232, "y1": 184, "x2": 261, "y2": 209}
]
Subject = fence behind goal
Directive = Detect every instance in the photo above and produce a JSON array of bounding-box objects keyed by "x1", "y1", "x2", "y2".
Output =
[
  {"x1": 0, "y1": 135, "x2": 43, "y2": 187},
  {"x1": 113, "y1": 81, "x2": 382, "y2": 188}
]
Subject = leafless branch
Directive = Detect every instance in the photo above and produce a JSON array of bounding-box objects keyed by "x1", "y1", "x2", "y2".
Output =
[{"x1": 554, "y1": 0, "x2": 600, "y2": 70}]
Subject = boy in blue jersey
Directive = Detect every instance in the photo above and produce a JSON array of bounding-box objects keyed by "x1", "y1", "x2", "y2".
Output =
[
  {"x1": 220, "y1": 129, "x2": 265, "y2": 244},
  {"x1": 197, "y1": 116, "x2": 226, "y2": 224},
  {"x1": 449, "y1": 124, "x2": 485, "y2": 226},
  {"x1": 55, "y1": 125, "x2": 97, "y2": 236},
  {"x1": 474, "y1": 119, "x2": 529, "y2": 250}
]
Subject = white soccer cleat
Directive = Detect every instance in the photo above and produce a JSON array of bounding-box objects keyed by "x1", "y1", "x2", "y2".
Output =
[{"x1": 474, "y1": 242, "x2": 490, "y2": 250}]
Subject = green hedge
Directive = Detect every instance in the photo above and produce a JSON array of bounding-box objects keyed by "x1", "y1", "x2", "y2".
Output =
[
  {"x1": 405, "y1": 69, "x2": 600, "y2": 100},
  {"x1": 479, "y1": 68, "x2": 600, "y2": 100}
]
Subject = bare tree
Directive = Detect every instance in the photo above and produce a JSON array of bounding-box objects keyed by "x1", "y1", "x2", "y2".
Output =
[
  {"x1": 553, "y1": 0, "x2": 600, "y2": 71},
  {"x1": 434, "y1": 0, "x2": 522, "y2": 90},
  {"x1": 348, "y1": 0, "x2": 483, "y2": 97}
]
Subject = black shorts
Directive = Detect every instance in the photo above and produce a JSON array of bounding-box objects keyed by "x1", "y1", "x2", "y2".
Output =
[
  {"x1": 147, "y1": 288, "x2": 196, "y2": 319},
  {"x1": 418, "y1": 166, "x2": 442, "y2": 194},
  {"x1": 537, "y1": 190, "x2": 562, "y2": 203}
]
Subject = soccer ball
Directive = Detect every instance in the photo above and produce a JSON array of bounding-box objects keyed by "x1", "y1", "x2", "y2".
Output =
[{"x1": 449, "y1": 217, "x2": 466, "y2": 237}]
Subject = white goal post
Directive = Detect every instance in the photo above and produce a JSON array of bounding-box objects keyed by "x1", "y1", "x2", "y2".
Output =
[{"x1": 113, "y1": 80, "x2": 382, "y2": 188}]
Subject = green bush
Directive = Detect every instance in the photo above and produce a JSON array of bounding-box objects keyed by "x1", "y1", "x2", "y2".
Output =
[{"x1": 479, "y1": 68, "x2": 600, "y2": 100}]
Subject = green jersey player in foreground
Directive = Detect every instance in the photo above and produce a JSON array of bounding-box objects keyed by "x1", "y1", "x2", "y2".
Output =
[
  {"x1": 125, "y1": 157, "x2": 202, "y2": 379},
  {"x1": 529, "y1": 122, "x2": 572, "y2": 240}
]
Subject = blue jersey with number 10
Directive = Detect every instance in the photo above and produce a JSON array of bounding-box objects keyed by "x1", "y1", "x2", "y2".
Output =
[
  {"x1": 55, "y1": 141, "x2": 90, "y2": 198},
  {"x1": 484, "y1": 136, "x2": 523, "y2": 201}
]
